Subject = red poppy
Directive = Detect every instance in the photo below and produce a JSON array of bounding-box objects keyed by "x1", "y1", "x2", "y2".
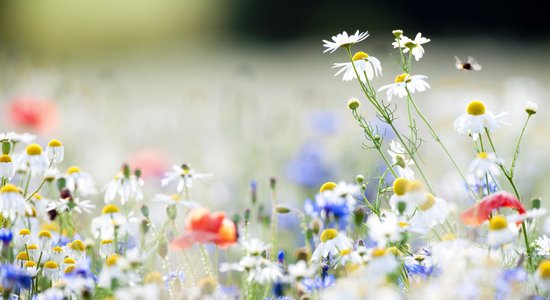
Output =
[
  {"x1": 171, "y1": 207, "x2": 237, "y2": 249},
  {"x1": 127, "y1": 147, "x2": 169, "y2": 179},
  {"x1": 6, "y1": 96, "x2": 59, "y2": 134},
  {"x1": 460, "y1": 192, "x2": 526, "y2": 226}
]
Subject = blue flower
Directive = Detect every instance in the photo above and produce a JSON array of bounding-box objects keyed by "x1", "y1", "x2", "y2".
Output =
[
  {"x1": 0, "y1": 229, "x2": 13, "y2": 244},
  {"x1": 286, "y1": 142, "x2": 332, "y2": 188},
  {"x1": 495, "y1": 268, "x2": 527, "y2": 300},
  {"x1": 309, "y1": 111, "x2": 340, "y2": 135},
  {"x1": 0, "y1": 264, "x2": 32, "y2": 291},
  {"x1": 301, "y1": 274, "x2": 335, "y2": 292}
]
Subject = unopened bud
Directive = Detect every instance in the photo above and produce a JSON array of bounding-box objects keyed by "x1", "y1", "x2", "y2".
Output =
[
  {"x1": 56, "y1": 177, "x2": 66, "y2": 191},
  {"x1": 269, "y1": 177, "x2": 277, "y2": 189},
  {"x1": 310, "y1": 219, "x2": 322, "y2": 235},
  {"x1": 141, "y1": 205, "x2": 150, "y2": 218},
  {"x1": 532, "y1": 197, "x2": 542, "y2": 209},
  {"x1": 276, "y1": 205, "x2": 291, "y2": 214},
  {"x1": 244, "y1": 209, "x2": 251, "y2": 223},
  {"x1": 1, "y1": 142, "x2": 10, "y2": 155},
  {"x1": 392, "y1": 29, "x2": 403, "y2": 38},
  {"x1": 397, "y1": 202, "x2": 407, "y2": 215},
  {"x1": 347, "y1": 97, "x2": 361, "y2": 110},
  {"x1": 157, "y1": 239, "x2": 168, "y2": 259},
  {"x1": 166, "y1": 204, "x2": 177, "y2": 220},
  {"x1": 355, "y1": 174, "x2": 364, "y2": 184},
  {"x1": 122, "y1": 164, "x2": 130, "y2": 178}
]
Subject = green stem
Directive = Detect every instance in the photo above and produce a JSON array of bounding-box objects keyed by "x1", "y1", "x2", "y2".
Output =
[{"x1": 510, "y1": 115, "x2": 531, "y2": 178}]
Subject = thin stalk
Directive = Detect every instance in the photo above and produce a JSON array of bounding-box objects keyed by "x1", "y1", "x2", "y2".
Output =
[{"x1": 510, "y1": 115, "x2": 531, "y2": 178}]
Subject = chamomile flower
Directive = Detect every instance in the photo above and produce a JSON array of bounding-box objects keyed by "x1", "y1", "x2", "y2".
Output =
[
  {"x1": 91, "y1": 204, "x2": 128, "y2": 240},
  {"x1": 333, "y1": 51, "x2": 382, "y2": 83},
  {"x1": 43, "y1": 261, "x2": 60, "y2": 282},
  {"x1": 0, "y1": 154, "x2": 15, "y2": 179},
  {"x1": 65, "y1": 166, "x2": 96, "y2": 196},
  {"x1": 389, "y1": 177, "x2": 413, "y2": 215},
  {"x1": 47, "y1": 197, "x2": 96, "y2": 214},
  {"x1": 387, "y1": 140, "x2": 415, "y2": 179},
  {"x1": 469, "y1": 152, "x2": 501, "y2": 178},
  {"x1": 0, "y1": 184, "x2": 31, "y2": 221},
  {"x1": 378, "y1": 73, "x2": 430, "y2": 101},
  {"x1": 17, "y1": 143, "x2": 49, "y2": 174},
  {"x1": 535, "y1": 235, "x2": 550, "y2": 257},
  {"x1": 104, "y1": 170, "x2": 143, "y2": 204},
  {"x1": 322, "y1": 30, "x2": 369, "y2": 53},
  {"x1": 333, "y1": 248, "x2": 362, "y2": 269},
  {"x1": 311, "y1": 229, "x2": 352, "y2": 262},
  {"x1": 287, "y1": 260, "x2": 315, "y2": 281},
  {"x1": 99, "y1": 239, "x2": 115, "y2": 258},
  {"x1": 409, "y1": 193, "x2": 449, "y2": 232},
  {"x1": 152, "y1": 193, "x2": 199, "y2": 209},
  {"x1": 537, "y1": 260, "x2": 550, "y2": 292},
  {"x1": 454, "y1": 100, "x2": 508, "y2": 140},
  {"x1": 0, "y1": 132, "x2": 36, "y2": 144},
  {"x1": 365, "y1": 248, "x2": 400, "y2": 276},
  {"x1": 24, "y1": 261, "x2": 39, "y2": 277},
  {"x1": 242, "y1": 238, "x2": 271, "y2": 256},
  {"x1": 525, "y1": 101, "x2": 538, "y2": 115},
  {"x1": 487, "y1": 215, "x2": 518, "y2": 248},
  {"x1": 367, "y1": 213, "x2": 407, "y2": 246},
  {"x1": 161, "y1": 164, "x2": 211, "y2": 194},
  {"x1": 392, "y1": 32, "x2": 431, "y2": 61},
  {"x1": 37, "y1": 230, "x2": 53, "y2": 250},
  {"x1": 46, "y1": 139, "x2": 64, "y2": 163}
]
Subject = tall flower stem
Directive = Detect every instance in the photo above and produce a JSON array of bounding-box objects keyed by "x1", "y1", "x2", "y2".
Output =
[{"x1": 510, "y1": 115, "x2": 532, "y2": 178}]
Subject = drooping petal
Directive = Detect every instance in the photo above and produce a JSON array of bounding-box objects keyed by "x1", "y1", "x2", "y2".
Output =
[{"x1": 460, "y1": 192, "x2": 525, "y2": 226}]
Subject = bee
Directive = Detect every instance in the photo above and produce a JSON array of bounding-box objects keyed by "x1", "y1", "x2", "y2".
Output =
[{"x1": 455, "y1": 56, "x2": 482, "y2": 71}]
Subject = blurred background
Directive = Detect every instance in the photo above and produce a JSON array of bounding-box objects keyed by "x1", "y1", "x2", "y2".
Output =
[{"x1": 0, "y1": 0, "x2": 549, "y2": 221}]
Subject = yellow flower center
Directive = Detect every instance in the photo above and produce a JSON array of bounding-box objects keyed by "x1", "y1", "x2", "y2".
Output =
[
  {"x1": 372, "y1": 248, "x2": 387, "y2": 257},
  {"x1": 106, "y1": 255, "x2": 119, "y2": 266},
  {"x1": 478, "y1": 152, "x2": 489, "y2": 159},
  {"x1": 398, "y1": 221, "x2": 410, "y2": 228},
  {"x1": 145, "y1": 271, "x2": 163, "y2": 285},
  {"x1": 26, "y1": 144, "x2": 43, "y2": 156},
  {"x1": 41, "y1": 222, "x2": 60, "y2": 232},
  {"x1": 320, "y1": 228, "x2": 338, "y2": 243},
  {"x1": 442, "y1": 233, "x2": 456, "y2": 241},
  {"x1": 386, "y1": 246, "x2": 401, "y2": 256},
  {"x1": 1, "y1": 184, "x2": 19, "y2": 194},
  {"x1": 340, "y1": 248, "x2": 352, "y2": 256},
  {"x1": 0, "y1": 154, "x2": 12, "y2": 163},
  {"x1": 102, "y1": 204, "x2": 120, "y2": 215},
  {"x1": 25, "y1": 261, "x2": 37, "y2": 268},
  {"x1": 38, "y1": 230, "x2": 52, "y2": 239},
  {"x1": 418, "y1": 193, "x2": 436, "y2": 211},
  {"x1": 33, "y1": 193, "x2": 42, "y2": 201},
  {"x1": 63, "y1": 257, "x2": 76, "y2": 264},
  {"x1": 489, "y1": 215, "x2": 508, "y2": 231},
  {"x1": 320, "y1": 182, "x2": 337, "y2": 193},
  {"x1": 352, "y1": 51, "x2": 369, "y2": 61},
  {"x1": 101, "y1": 239, "x2": 113, "y2": 245},
  {"x1": 19, "y1": 228, "x2": 31, "y2": 236},
  {"x1": 48, "y1": 139, "x2": 62, "y2": 147},
  {"x1": 170, "y1": 194, "x2": 181, "y2": 202},
  {"x1": 64, "y1": 265, "x2": 76, "y2": 274},
  {"x1": 52, "y1": 246, "x2": 63, "y2": 253},
  {"x1": 70, "y1": 239, "x2": 85, "y2": 251},
  {"x1": 25, "y1": 206, "x2": 37, "y2": 218},
  {"x1": 539, "y1": 260, "x2": 550, "y2": 279},
  {"x1": 406, "y1": 180, "x2": 424, "y2": 193},
  {"x1": 466, "y1": 100, "x2": 486, "y2": 116},
  {"x1": 27, "y1": 244, "x2": 38, "y2": 250},
  {"x1": 16, "y1": 252, "x2": 29, "y2": 261},
  {"x1": 393, "y1": 178, "x2": 409, "y2": 196},
  {"x1": 394, "y1": 73, "x2": 410, "y2": 83},
  {"x1": 44, "y1": 261, "x2": 59, "y2": 269},
  {"x1": 67, "y1": 166, "x2": 81, "y2": 174}
]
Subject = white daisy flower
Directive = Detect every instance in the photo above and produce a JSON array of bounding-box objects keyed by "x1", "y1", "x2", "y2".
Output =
[
  {"x1": 525, "y1": 101, "x2": 538, "y2": 115},
  {"x1": 322, "y1": 30, "x2": 369, "y2": 53},
  {"x1": 46, "y1": 139, "x2": 64, "y2": 164},
  {"x1": 311, "y1": 229, "x2": 352, "y2": 262},
  {"x1": 392, "y1": 32, "x2": 431, "y2": 61},
  {"x1": 91, "y1": 204, "x2": 129, "y2": 240},
  {"x1": 161, "y1": 164, "x2": 211, "y2": 194},
  {"x1": 333, "y1": 248, "x2": 362, "y2": 269},
  {"x1": 65, "y1": 166, "x2": 97, "y2": 196},
  {"x1": 367, "y1": 213, "x2": 408, "y2": 246},
  {"x1": 16, "y1": 143, "x2": 49, "y2": 175},
  {"x1": 486, "y1": 215, "x2": 518, "y2": 248},
  {"x1": 0, "y1": 132, "x2": 36, "y2": 144},
  {"x1": 98, "y1": 255, "x2": 127, "y2": 288},
  {"x1": 454, "y1": 100, "x2": 509, "y2": 140},
  {"x1": 287, "y1": 260, "x2": 315, "y2": 281},
  {"x1": 387, "y1": 140, "x2": 415, "y2": 179},
  {"x1": 333, "y1": 51, "x2": 382, "y2": 83},
  {"x1": 152, "y1": 193, "x2": 199, "y2": 209},
  {"x1": 104, "y1": 171, "x2": 143, "y2": 204},
  {"x1": 99, "y1": 239, "x2": 115, "y2": 258},
  {"x1": 468, "y1": 152, "x2": 501, "y2": 178},
  {"x1": 24, "y1": 261, "x2": 39, "y2": 277},
  {"x1": 389, "y1": 178, "x2": 425, "y2": 215},
  {"x1": 0, "y1": 184, "x2": 31, "y2": 221},
  {"x1": 537, "y1": 260, "x2": 550, "y2": 292},
  {"x1": 535, "y1": 235, "x2": 550, "y2": 257},
  {"x1": 365, "y1": 248, "x2": 400, "y2": 276},
  {"x1": 242, "y1": 238, "x2": 271, "y2": 256},
  {"x1": 378, "y1": 73, "x2": 430, "y2": 101},
  {"x1": 47, "y1": 197, "x2": 96, "y2": 214},
  {"x1": 0, "y1": 154, "x2": 15, "y2": 179},
  {"x1": 409, "y1": 193, "x2": 449, "y2": 233},
  {"x1": 42, "y1": 260, "x2": 60, "y2": 282}
]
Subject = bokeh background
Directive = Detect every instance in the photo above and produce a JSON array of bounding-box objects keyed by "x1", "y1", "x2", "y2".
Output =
[{"x1": 0, "y1": 0, "x2": 549, "y2": 219}]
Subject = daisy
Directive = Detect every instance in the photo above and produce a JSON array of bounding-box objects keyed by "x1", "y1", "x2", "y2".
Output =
[
  {"x1": 333, "y1": 51, "x2": 382, "y2": 83},
  {"x1": 378, "y1": 73, "x2": 430, "y2": 101},
  {"x1": 525, "y1": 101, "x2": 538, "y2": 115},
  {"x1": 367, "y1": 213, "x2": 408, "y2": 246},
  {"x1": 47, "y1": 197, "x2": 96, "y2": 214},
  {"x1": 42, "y1": 261, "x2": 60, "y2": 282},
  {"x1": 287, "y1": 260, "x2": 315, "y2": 281},
  {"x1": 16, "y1": 143, "x2": 49, "y2": 174},
  {"x1": 46, "y1": 139, "x2": 64, "y2": 164},
  {"x1": 161, "y1": 164, "x2": 211, "y2": 194},
  {"x1": 322, "y1": 30, "x2": 369, "y2": 53},
  {"x1": 389, "y1": 177, "x2": 413, "y2": 215},
  {"x1": 65, "y1": 166, "x2": 96, "y2": 196},
  {"x1": 537, "y1": 260, "x2": 550, "y2": 292},
  {"x1": 409, "y1": 193, "x2": 449, "y2": 233},
  {"x1": 0, "y1": 184, "x2": 31, "y2": 221},
  {"x1": 454, "y1": 100, "x2": 508, "y2": 140},
  {"x1": 24, "y1": 261, "x2": 39, "y2": 277},
  {"x1": 333, "y1": 248, "x2": 362, "y2": 269},
  {"x1": 469, "y1": 152, "x2": 501, "y2": 178},
  {"x1": 364, "y1": 248, "x2": 400, "y2": 276},
  {"x1": 242, "y1": 238, "x2": 270, "y2": 256},
  {"x1": 487, "y1": 215, "x2": 518, "y2": 248},
  {"x1": 152, "y1": 193, "x2": 199, "y2": 209},
  {"x1": 0, "y1": 132, "x2": 36, "y2": 144},
  {"x1": 91, "y1": 204, "x2": 129, "y2": 240},
  {"x1": 311, "y1": 228, "x2": 352, "y2": 262},
  {"x1": 392, "y1": 32, "x2": 431, "y2": 61},
  {"x1": 535, "y1": 235, "x2": 550, "y2": 257},
  {"x1": 387, "y1": 140, "x2": 415, "y2": 179},
  {"x1": 0, "y1": 154, "x2": 15, "y2": 179},
  {"x1": 104, "y1": 170, "x2": 143, "y2": 204}
]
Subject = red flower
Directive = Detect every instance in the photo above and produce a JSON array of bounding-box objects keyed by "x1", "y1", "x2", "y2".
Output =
[
  {"x1": 6, "y1": 96, "x2": 59, "y2": 134},
  {"x1": 127, "y1": 147, "x2": 169, "y2": 179},
  {"x1": 460, "y1": 192, "x2": 526, "y2": 226},
  {"x1": 171, "y1": 207, "x2": 237, "y2": 250}
]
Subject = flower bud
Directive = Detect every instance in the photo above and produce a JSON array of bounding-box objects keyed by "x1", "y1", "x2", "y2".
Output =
[
  {"x1": 532, "y1": 197, "x2": 542, "y2": 209},
  {"x1": 355, "y1": 174, "x2": 365, "y2": 184},
  {"x1": 397, "y1": 202, "x2": 407, "y2": 215},
  {"x1": 157, "y1": 239, "x2": 168, "y2": 259},
  {"x1": 141, "y1": 205, "x2": 150, "y2": 218},
  {"x1": 1, "y1": 142, "x2": 11, "y2": 155},
  {"x1": 276, "y1": 205, "x2": 291, "y2": 214},
  {"x1": 166, "y1": 204, "x2": 177, "y2": 220},
  {"x1": 392, "y1": 29, "x2": 403, "y2": 38},
  {"x1": 347, "y1": 97, "x2": 361, "y2": 110},
  {"x1": 525, "y1": 101, "x2": 538, "y2": 115}
]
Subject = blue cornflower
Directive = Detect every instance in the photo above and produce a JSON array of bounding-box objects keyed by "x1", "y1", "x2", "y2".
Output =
[
  {"x1": 309, "y1": 111, "x2": 340, "y2": 135},
  {"x1": 301, "y1": 274, "x2": 336, "y2": 292},
  {"x1": 0, "y1": 264, "x2": 32, "y2": 291},
  {"x1": 0, "y1": 229, "x2": 13, "y2": 244},
  {"x1": 286, "y1": 142, "x2": 332, "y2": 188},
  {"x1": 495, "y1": 268, "x2": 527, "y2": 300}
]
